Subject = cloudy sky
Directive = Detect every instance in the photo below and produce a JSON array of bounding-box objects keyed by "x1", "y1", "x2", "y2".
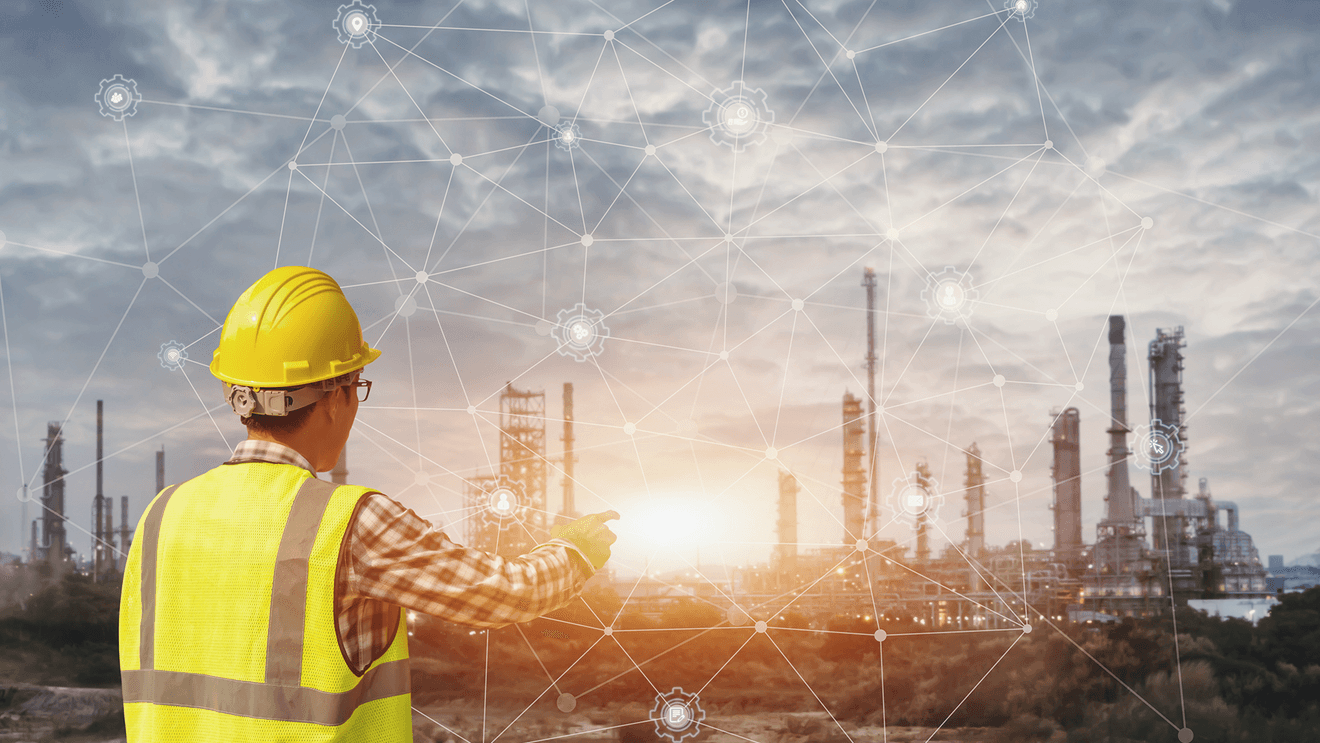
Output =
[{"x1": 1, "y1": 0, "x2": 1317, "y2": 580}]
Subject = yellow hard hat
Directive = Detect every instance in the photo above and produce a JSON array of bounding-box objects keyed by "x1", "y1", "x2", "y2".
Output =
[{"x1": 211, "y1": 266, "x2": 381, "y2": 389}]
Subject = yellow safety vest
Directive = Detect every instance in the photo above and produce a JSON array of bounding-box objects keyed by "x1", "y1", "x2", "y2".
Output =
[{"x1": 119, "y1": 461, "x2": 411, "y2": 742}]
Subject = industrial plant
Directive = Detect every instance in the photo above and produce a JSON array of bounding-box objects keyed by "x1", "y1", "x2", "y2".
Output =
[{"x1": 9, "y1": 270, "x2": 1271, "y2": 631}]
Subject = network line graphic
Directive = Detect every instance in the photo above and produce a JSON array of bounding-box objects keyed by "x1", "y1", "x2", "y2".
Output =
[{"x1": 5, "y1": 1, "x2": 1317, "y2": 742}]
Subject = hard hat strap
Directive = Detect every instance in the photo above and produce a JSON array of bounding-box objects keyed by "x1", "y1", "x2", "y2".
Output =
[{"x1": 224, "y1": 375, "x2": 350, "y2": 417}]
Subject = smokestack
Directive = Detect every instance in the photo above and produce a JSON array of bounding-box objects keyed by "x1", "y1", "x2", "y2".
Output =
[
  {"x1": 914, "y1": 460, "x2": 932, "y2": 563},
  {"x1": 1052, "y1": 408, "x2": 1083, "y2": 564},
  {"x1": 42, "y1": 422, "x2": 67, "y2": 569},
  {"x1": 95, "y1": 400, "x2": 104, "y2": 580},
  {"x1": 1105, "y1": 316, "x2": 1134, "y2": 524},
  {"x1": 862, "y1": 268, "x2": 879, "y2": 541},
  {"x1": 965, "y1": 444, "x2": 985, "y2": 592},
  {"x1": 1148, "y1": 326, "x2": 1188, "y2": 567},
  {"x1": 120, "y1": 495, "x2": 132, "y2": 571},
  {"x1": 561, "y1": 383, "x2": 576, "y2": 522}
]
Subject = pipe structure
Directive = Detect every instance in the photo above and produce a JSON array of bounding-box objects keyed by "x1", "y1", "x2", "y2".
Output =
[
  {"x1": 841, "y1": 392, "x2": 867, "y2": 545},
  {"x1": 1105, "y1": 317, "x2": 1134, "y2": 524},
  {"x1": 776, "y1": 470, "x2": 798, "y2": 582}
]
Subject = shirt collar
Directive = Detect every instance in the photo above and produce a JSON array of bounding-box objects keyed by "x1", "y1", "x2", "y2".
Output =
[{"x1": 226, "y1": 439, "x2": 318, "y2": 476}]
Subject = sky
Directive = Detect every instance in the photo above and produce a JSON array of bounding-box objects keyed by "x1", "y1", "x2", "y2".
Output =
[{"x1": 0, "y1": 0, "x2": 1318, "y2": 579}]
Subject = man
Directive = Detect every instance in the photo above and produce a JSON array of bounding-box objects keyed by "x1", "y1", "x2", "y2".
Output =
[{"x1": 120, "y1": 266, "x2": 619, "y2": 741}]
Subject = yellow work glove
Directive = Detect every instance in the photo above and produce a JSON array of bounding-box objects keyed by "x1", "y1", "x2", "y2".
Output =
[{"x1": 550, "y1": 510, "x2": 621, "y2": 571}]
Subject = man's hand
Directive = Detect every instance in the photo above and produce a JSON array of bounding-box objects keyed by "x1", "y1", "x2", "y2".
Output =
[{"x1": 550, "y1": 510, "x2": 621, "y2": 570}]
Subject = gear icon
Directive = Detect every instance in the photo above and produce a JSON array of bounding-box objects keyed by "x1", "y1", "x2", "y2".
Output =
[
  {"x1": 476, "y1": 476, "x2": 527, "y2": 531},
  {"x1": 888, "y1": 475, "x2": 945, "y2": 526},
  {"x1": 921, "y1": 266, "x2": 978, "y2": 325},
  {"x1": 650, "y1": 687, "x2": 705, "y2": 743},
  {"x1": 95, "y1": 75, "x2": 139, "y2": 121},
  {"x1": 333, "y1": 1, "x2": 380, "y2": 49},
  {"x1": 158, "y1": 341, "x2": 188, "y2": 371},
  {"x1": 1005, "y1": 0, "x2": 1038, "y2": 21},
  {"x1": 554, "y1": 122, "x2": 581, "y2": 151},
  {"x1": 702, "y1": 81, "x2": 774, "y2": 153},
  {"x1": 1132, "y1": 418, "x2": 1183, "y2": 474},
  {"x1": 553, "y1": 303, "x2": 609, "y2": 362}
]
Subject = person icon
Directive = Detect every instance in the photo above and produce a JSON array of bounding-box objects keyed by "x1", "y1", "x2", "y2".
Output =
[
  {"x1": 941, "y1": 284, "x2": 959, "y2": 307},
  {"x1": 495, "y1": 491, "x2": 511, "y2": 514}
]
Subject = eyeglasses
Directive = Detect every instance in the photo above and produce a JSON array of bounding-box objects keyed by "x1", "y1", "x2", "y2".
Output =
[{"x1": 349, "y1": 378, "x2": 372, "y2": 403}]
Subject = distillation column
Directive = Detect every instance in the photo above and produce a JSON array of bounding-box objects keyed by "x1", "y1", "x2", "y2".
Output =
[
  {"x1": 41, "y1": 423, "x2": 68, "y2": 571},
  {"x1": 862, "y1": 268, "x2": 880, "y2": 541},
  {"x1": 841, "y1": 392, "x2": 867, "y2": 545},
  {"x1": 965, "y1": 444, "x2": 986, "y2": 592},
  {"x1": 561, "y1": 382, "x2": 577, "y2": 525},
  {"x1": 1051, "y1": 408, "x2": 1083, "y2": 568},
  {"x1": 776, "y1": 470, "x2": 799, "y2": 586},
  {"x1": 1148, "y1": 326, "x2": 1195, "y2": 592}
]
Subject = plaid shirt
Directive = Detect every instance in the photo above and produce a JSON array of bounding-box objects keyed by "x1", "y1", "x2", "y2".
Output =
[{"x1": 225, "y1": 439, "x2": 594, "y2": 674}]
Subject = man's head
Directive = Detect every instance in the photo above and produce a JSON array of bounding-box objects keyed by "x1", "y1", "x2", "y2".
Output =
[{"x1": 211, "y1": 267, "x2": 379, "y2": 470}]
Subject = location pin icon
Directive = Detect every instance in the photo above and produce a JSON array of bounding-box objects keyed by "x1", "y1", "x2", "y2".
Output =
[{"x1": 351, "y1": 16, "x2": 363, "y2": 32}]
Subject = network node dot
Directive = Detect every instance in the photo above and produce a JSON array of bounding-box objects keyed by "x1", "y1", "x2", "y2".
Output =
[
  {"x1": 449, "y1": 153, "x2": 462, "y2": 167},
  {"x1": 1044, "y1": 139, "x2": 1053, "y2": 149},
  {"x1": 415, "y1": 270, "x2": 428, "y2": 284},
  {"x1": 765, "y1": 447, "x2": 777, "y2": 460},
  {"x1": 1142, "y1": 217, "x2": 1154, "y2": 230},
  {"x1": 158, "y1": 341, "x2": 188, "y2": 371},
  {"x1": 1075, "y1": 382, "x2": 1085, "y2": 391},
  {"x1": 875, "y1": 141, "x2": 888, "y2": 154},
  {"x1": 645, "y1": 144, "x2": 656, "y2": 157},
  {"x1": 1022, "y1": 623, "x2": 1033, "y2": 634},
  {"x1": 886, "y1": 227, "x2": 899, "y2": 240},
  {"x1": 1086, "y1": 156, "x2": 1107, "y2": 178},
  {"x1": 466, "y1": 405, "x2": 477, "y2": 415},
  {"x1": 334, "y1": 2, "x2": 380, "y2": 48},
  {"x1": 1178, "y1": 728, "x2": 1194, "y2": 743},
  {"x1": 716, "y1": 282, "x2": 738, "y2": 304},
  {"x1": 557, "y1": 693, "x2": 576, "y2": 713},
  {"x1": 718, "y1": 350, "x2": 729, "y2": 362},
  {"x1": 874, "y1": 629, "x2": 887, "y2": 642},
  {"x1": 993, "y1": 374, "x2": 1006, "y2": 387},
  {"x1": 581, "y1": 234, "x2": 594, "y2": 247},
  {"x1": 287, "y1": 161, "x2": 298, "y2": 171},
  {"x1": 855, "y1": 539, "x2": 867, "y2": 552},
  {"x1": 395, "y1": 294, "x2": 418, "y2": 317},
  {"x1": 603, "y1": 30, "x2": 615, "y2": 41},
  {"x1": 414, "y1": 471, "x2": 431, "y2": 487},
  {"x1": 534, "y1": 319, "x2": 553, "y2": 336},
  {"x1": 1045, "y1": 308, "x2": 1058, "y2": 321},
  {"x1": 1010, "y1": 470, "x2": 1023, "y2": 483},
  {"x1": 754, "y1": 621, "x2": 767, "y2": 634},
  {"x1": 723, "y1": 232, "x2": 733, "y2": 243},
  {"x1": 846, "y1": 49, "x2": 856, "y2": 60},
  {"x1": 603, "y1": 625, "x2": 614, "y2": 637},
  {"x1": 141, "y1": 262, "x2": 159, "y2": 279},
  {"x1": 555, "y1": 121, "x2": 581, "y2": 151},
  {"x1": 537, "y1": 105, "x2": 560, "y2": 127},
  {"x1": 727, "y1": 607, "x2": 748, "y2": 626},
  {"x1": 624, "y1": 422, "x2": 636, "y2": 436},
  {"x1": 16, "y1": 486, "x2": 30, "y2": 503},
  {"x1": 330, "y1": 114, "x2": 346, "y2": 131},
  {"x1": 792, "y1": 298, "x2": 804, "y2": 311}
]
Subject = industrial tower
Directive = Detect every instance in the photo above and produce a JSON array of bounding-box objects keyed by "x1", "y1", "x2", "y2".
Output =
[
  {"x1": 465, "y1": 383, "x2": 551, "y2": 557},
  {"x1": 1050, "y1": 407, "x2": 1083, "y2": 570},
  {"x1": 964, "y1": 444, "x2": 986, "y2": 592},
  {"x1": 841, "y1": 392, "x2": 867, "y2": 545},
  {"x1": 39, "y1": 422, "x2": 72, "y2": 572}
]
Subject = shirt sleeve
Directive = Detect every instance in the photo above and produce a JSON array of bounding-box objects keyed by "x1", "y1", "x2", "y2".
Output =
[{"x1": 341, "y1": 493, "x2": 595, "y2": 629}]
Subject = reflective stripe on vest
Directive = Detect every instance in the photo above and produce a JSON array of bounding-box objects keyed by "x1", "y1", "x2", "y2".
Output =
[{"x1": 122, "y1": 469, "x2": 410, "y2": 735}]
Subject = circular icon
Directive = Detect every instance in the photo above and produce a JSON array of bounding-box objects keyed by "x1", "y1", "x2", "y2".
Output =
[
  {"x1": 553, "y1": 303, "x2": 609, "y2": 362},
  {"x1": 921, "y1": 266, "x2": 979, "y2": 325},
  {"x1": 555, "y1": 122, "x2": 582, "y2": 151},
  {"x1": 477, "y1": 476, "x2": 527, "y2": 530},
  {"x1": 488, "y1": 487, "x2": 517, "y2": 516},
  {"x1": 158, "y1": 341, "x2": 188, "y2": 371},
  {"x1": 95, "y1": 75, "x2": 140, "y2": 121},
  {"x1": 702, "y1": 81, "x2": 774, "y2": 152},
  {"x1": 651, "y1": 687, "x2": 705, "y2": 743},
  {"x1": 1131, "y1": 419, "x2": 1184, "y2": 474},
  {"x1": 888, "y1": 475, "x2": 945, "y2": 525},
  {"x1": 1005, "y1": 0, "x2": 1038, "y2": 20},
  {"x1": 333, "y1": 1, "x2": 380, "y2": 48}
]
